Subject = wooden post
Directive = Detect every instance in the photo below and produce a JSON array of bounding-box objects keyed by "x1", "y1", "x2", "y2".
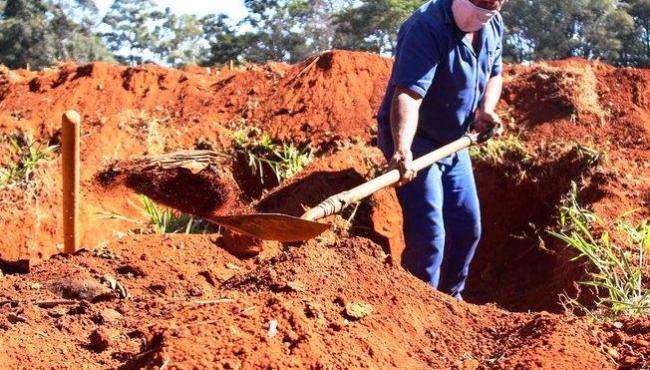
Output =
[{"x1": 62, "y1": 110, "x2": 80, "y2": 254}]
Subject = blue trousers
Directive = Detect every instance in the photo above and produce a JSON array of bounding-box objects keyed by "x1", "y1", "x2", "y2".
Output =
[{"x1": 378, "y1": 128, "x2": 482, "y2": 299}]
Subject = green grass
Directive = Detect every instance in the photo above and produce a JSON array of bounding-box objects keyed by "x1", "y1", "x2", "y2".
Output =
[
  {"x1": 469, "y1": 134, "x2": 531, "y2": 164},
  {"x1": 549, "y1": 182, "x2": 650, "y2": 318},
  {"x1": 139, "y1": 195, "x2": 210, "y2": 234},
  {"x1": 0, "y1": 133, "x2": 58, "y2": 188},
  {"x1": 572, "y1": 143, "x2": 603, "y2": 167},
  {"x1": 98, "y1": 196, "x2": 211, "y2": 235},
  {"x1": 233, "y1": 128, "x2": 313, "y2": 184}
]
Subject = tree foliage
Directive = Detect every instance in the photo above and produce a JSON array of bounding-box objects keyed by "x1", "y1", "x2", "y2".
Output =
[
  {"x1": 332, "y1": 0, "x2": 422, "y2": 53},
  {"x1": 155, "y1": 9, "x2": 204, "y2": 66},
  {"x1": 101, "y1": 0, "x2": 165, "y2": 65},
  {"x1": 502, "y1": 0, "x2": 637, "y2": 64},
  {"x1": 200, "y1": 14, "x2": 253, "y2": 65},
  {"x1": 0, "y1": 0, "x2": 110, "y2": 69}
]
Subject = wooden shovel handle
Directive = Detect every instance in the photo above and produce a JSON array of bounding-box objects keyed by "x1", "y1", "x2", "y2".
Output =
[{"x1": 301, "y1": 133, "x2": 480, "y2": 221}]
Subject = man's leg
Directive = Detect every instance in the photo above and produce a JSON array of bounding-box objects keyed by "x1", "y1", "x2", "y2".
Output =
[
  {"x1": 378, "y1": 127, "x2": 447, "y2": 287},
  {"x1": 395, "y1": 161, "x2": 446, "y2": 287},
  {"x1": 438, "y1": 149, "x2": 482, "y2": 299}
]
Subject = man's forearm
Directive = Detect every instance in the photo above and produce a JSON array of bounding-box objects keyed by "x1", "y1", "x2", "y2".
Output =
[
  {"x1": 390, "y1": 87, "x2": 423, "y2": 153},
  {"x1": 480, "y1": 75, "x2": 503, "y2": 113}
]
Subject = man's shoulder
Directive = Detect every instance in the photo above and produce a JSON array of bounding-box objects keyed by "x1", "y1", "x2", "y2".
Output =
[
  {"x1": 403, "y1": 0, "x2": 449, "y2": 35},
  {"x1": 489, "y1": 12, "x2": 505, "y2": 38}
]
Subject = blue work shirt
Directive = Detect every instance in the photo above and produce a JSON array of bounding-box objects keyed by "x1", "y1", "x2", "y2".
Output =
[{"x1": 377, "y1": 0, "x2": 504, "y2": 145}]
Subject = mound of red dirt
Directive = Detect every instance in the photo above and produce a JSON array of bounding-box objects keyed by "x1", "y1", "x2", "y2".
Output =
[
  {"x1": 0, "y1": 234, "x2": 622, "y2": 369},
  {"x1": 253, "y1": 51, "x2": 392, "y2": 144}
]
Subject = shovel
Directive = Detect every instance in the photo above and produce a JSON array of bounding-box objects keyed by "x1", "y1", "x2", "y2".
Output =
[{"x1": 209, "y1": 129, "x2": 495, "y2": 242}]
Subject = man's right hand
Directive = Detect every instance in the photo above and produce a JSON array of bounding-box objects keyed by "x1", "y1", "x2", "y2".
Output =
[{"x1": 389, "y1": 149, "x2": 417, "y2": 187}]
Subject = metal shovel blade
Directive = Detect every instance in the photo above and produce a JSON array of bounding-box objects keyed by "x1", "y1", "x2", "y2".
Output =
[{"x1": 209, "y1": 214, "x2": 330, "y2": 242}]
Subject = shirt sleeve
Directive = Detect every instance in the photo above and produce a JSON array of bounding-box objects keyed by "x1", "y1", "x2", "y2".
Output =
[
  {"x1": 490, "y1": 14, "x2": 504, "y2": 78},
  {"x1": 392, "y1": 19, "x2": 442, "y2": 98}
]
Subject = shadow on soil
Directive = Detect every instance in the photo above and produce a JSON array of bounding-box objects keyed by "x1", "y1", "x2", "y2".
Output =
[{"x1": 465, "y1": 148, "x2": 603, "y2": 312}]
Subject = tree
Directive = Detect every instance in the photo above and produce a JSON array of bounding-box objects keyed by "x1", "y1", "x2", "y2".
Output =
[
  {"x1": 621, "y1": 0, "x2": 650, "y2": 65},
  {"x1": 501, "y1": 0, "x2": 635, "y2": 64},
  {"x1": 0, "y1": 0, "x2": 55, "y2": 69},
  {"x1": 0, "y1": 0, "x2": 111, "y2": 69},
  {"x1": 101, "y1": 0, "x2": 165, "y2": 65},
  {"x1": 155, "y1": 9, "x2": 204, "y2": 66},
  {"x1": 333, "y1": 0, "x2": 421, "y2": 54},
  {"x1": 200, "y1": 14, "x2": 254, "y2": 65},
  {"x1": 238, "y1": 0, "x2": 354, "y2": 63},
  {"x1": 49, "y1": 0, "x2": 114, "y2": 64}
]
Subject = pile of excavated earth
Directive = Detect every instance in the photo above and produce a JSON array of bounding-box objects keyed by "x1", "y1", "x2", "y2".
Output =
[{"x1": 0, "y1": 50, "x2": 648, "y2": 369}]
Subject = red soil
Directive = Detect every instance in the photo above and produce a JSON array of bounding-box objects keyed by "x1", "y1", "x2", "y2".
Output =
[
  {"x1": 0, "y1": 50, "x2": 649, "y2": 368},
  {"x1": 0, "y1": 234, "x2": 624, "y2": 369}
]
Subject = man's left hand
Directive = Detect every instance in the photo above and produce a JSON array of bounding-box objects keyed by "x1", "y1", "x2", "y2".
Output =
[{"x1": 473, "y1": 110, "x2": 504, "y2": 137}]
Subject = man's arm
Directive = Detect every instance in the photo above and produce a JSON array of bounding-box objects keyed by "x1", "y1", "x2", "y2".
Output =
[
  {"x1": 475, "y1": 74, "x2": 504, "y2": 134},
  {"x1": 389, "y1": 86, "x2": 423, "y2": 186},
  {"x1": 480, "y1": 74, "x2": 502, "y2": 113}
]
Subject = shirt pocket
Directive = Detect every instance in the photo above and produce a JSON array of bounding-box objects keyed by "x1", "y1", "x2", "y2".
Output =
[{"x1": 487, "y1": 47, "x2": 500, "y2": 73}]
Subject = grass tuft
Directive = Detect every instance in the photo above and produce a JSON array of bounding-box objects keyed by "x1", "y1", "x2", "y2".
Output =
[
  {"x1": 469, "y1": 134, "x2": 531, "y2": 164},
  {"x1": 233, "y1": 127, "x2": 313, "y2": 184},
  {"x1": 99, "y1": 196, "x2": 211, "y2": 235},
  {"x1": 550, "y1": 182, "x2": 650, "y2": 318},
  {"x1": 139, "y1": 195, "x2": 210, "y2": 234},
  {"x1": 0, "y1": 133, "x2": 58, "y2": 189}
]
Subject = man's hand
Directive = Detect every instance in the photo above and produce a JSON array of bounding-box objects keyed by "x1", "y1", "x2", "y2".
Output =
[
  {"x1": 473, "y1": 109, "x2": 504, "y2": 137},
  {"x1": 388, "y1": 149, "x2": 416, "y2": 187}
]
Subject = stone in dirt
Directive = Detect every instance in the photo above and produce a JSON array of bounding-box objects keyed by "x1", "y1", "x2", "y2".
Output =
[{"x1": 344, "y1": 302, "x2": 374, "y2": 320}]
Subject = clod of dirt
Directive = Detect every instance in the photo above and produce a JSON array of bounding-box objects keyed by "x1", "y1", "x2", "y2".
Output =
[
  {"x1": 344, "y1": 302, "x2": 374, "y2": 320},
  {"x1": 214, "y1": 229, "x2": 265, "y2": 258},
  {"x1": 116, "y1": 264, "x2": 146, "y2": 278},
  {"x1": 94, "y1": 308, "x2": 123, "y2": 325},
  {"x1": 6, "y1": 313, "x2": 28, "y2": 324},
  {"x1": 88, "y1": 327, "x2": 119, "y2": 352},
  {"x1": 48, "y1": 278, "x2": 113, "y2": 302},
  {"x1": 285, "y1": 281, "x2": 306, "y2": 292},
  {"x1": 99, "y1": 151, "x2": 245, "y2": 218}
]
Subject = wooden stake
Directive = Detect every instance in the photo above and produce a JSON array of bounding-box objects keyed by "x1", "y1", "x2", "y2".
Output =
[{"x1": 62, "y1": 110, "x2": 80, "y2": 254}]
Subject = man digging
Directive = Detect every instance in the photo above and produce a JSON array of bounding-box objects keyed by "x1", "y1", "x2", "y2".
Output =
[{"x1": 377, "y1": 0, "x2": 508, "y2": 299}]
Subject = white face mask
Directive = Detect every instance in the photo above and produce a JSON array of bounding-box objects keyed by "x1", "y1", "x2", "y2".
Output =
[{"x1": 451, "y1": 0, "x2": 499, "y2": 33}]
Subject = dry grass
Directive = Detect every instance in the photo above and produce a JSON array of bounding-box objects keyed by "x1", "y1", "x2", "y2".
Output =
[{"x1": 530, "y1": 63, "x2": 606, "y2": 123}]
